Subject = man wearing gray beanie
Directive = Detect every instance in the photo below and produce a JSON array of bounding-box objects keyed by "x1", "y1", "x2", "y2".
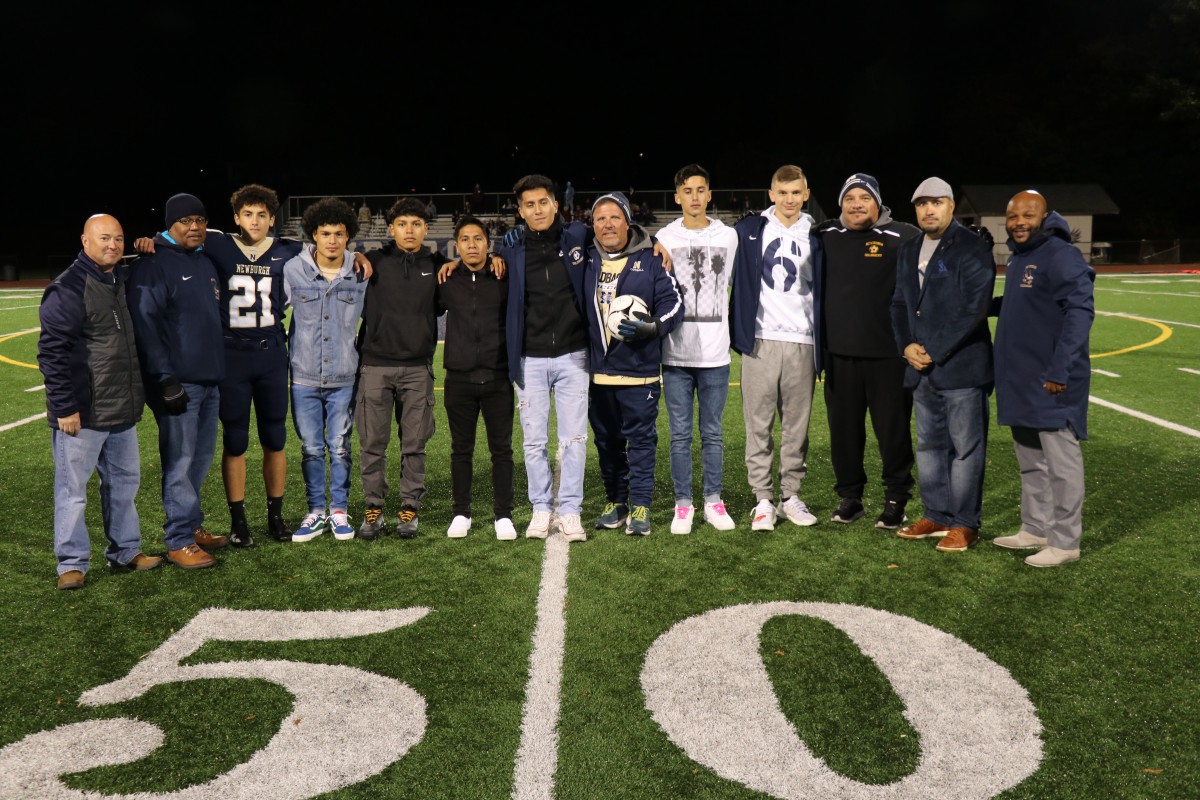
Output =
[
  {"x1": 126, "y1": 193, "x2": 227, "y2": 569},
  {"x1": 815, "y1": 174, "x2": 920, "y2": 529}
]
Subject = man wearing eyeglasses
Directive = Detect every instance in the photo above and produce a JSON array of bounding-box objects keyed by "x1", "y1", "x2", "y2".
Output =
[{"x1": 126, "y1": 193, "x2": 227, "y2": 570}]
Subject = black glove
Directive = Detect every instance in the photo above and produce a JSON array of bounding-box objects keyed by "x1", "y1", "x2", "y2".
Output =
[
  {"x1": 160, "y1": 376, "x2": 189, "y2": 415},
  {"x1": 617, "y1": 311, "x2": 659, "y2": 342},
  {"x1": 503, "y1": 224, "x2": 526, "y2": 248}
]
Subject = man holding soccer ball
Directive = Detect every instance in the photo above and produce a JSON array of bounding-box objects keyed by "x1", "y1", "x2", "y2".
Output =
[{"x1": 584, "y1": 193, "x2": 684, "y2": 536}]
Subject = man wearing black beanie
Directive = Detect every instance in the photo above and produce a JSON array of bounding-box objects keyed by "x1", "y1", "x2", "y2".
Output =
[
  {"x1": 814, "y1": 174, "x2": 920, "y2": 529},
  {"x1": 126, "y1": 193, "x2": 227, "y2": 569}
]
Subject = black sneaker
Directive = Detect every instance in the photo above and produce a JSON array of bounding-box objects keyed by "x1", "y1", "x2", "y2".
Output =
[
  {"x1": 396, "y1": 505, "x2": 419, "y2": 539},
  {"x1": 595, "y1": 501, "x2": 629, "y2": 529},
  {"x1": 268, "y1": 513, "x2": 291, "y2": 542},
  {"x1": 229, "y1": 517, "x2": 255, "y2": 547},
  {"x1": 831, "y1": 497, "x2": 865, "y2": 524},
  {"x1": 875, "y1": 499, "x2": 908, "y2": 529},
  {"x1": 359, "y1": 506, "x2": 386, "y2": 540}
]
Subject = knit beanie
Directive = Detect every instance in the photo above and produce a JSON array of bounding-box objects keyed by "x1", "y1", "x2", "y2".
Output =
[
  {"x1": 165, "y1": 193, "x2": 206, "y2": 227},
  {"x1": 837, "y1": 173, "x2": 882, "y2": 207}
]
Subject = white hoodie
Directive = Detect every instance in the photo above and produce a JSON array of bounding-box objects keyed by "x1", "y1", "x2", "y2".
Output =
[
  {"x1": 654, "y1": 216, "x2": 738, "y2": 367},
  {"x1": 754, "y1": 206, "x2": 815, "y2": 344}
]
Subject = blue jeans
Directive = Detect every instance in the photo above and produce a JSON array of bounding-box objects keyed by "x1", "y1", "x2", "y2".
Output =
[
  {"x1": 154, "y1": 382, "x2": 220, "y2": 550},
  {"x1": 292, "y1": 384, "x2": 355, "y2": 512},
  {"x1": 52, "y1": 424, "x2": 142, "y2": 574},
  {"x1": 913, "y1": 378, "x2": 989, "y2": 530},
  {"x1": 515, "y1": 350, "x2": 589, "y2": 515},
  {"x1": 663, "y1": 364, "x2": 729, "y2": 503}
]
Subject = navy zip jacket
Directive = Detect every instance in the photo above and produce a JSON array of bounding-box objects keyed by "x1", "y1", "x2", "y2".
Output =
[
  {"x1": 38, "y1": 252, "x2": 145, "y2": 429},
  {"x1": 583, "y1": 231, "x2": 684, "y2": 381},
  {"x1": 891, "y1": 219, "x2": 996, "y2": 390},
  {"x1": 125, "y1": 234, "x2": 225, "y2": 385},
  {"x1": 498, "y1": 219, "x2": 590, "y2": 384},
  {"x1": 728, "y1": 213, "x2": 825, "y2": 358},
  {"x1": 994, "y1": 212, "x2": 1094, "y2": 437}
]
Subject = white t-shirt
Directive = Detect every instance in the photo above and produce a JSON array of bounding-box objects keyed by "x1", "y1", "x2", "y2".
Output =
[{"x1": 655, "y1": 217, "x2": 738, "y2": 367}]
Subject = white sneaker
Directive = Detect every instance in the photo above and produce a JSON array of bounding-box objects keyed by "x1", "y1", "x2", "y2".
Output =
[
  {"x1": 704, "y1": 500, "x2": 736, "y2": 531},
  {"x1": 780, "y1": 496, "x2": 818, "y2": 527},
  {"x1": 751, "y1": 499, "x2": 776, "y2": 531},
  {"x1": 494, "y1": 518, "x2": 517, "y2": 541},
  {"x1": 447, "y1": 515, "x2": 472, "y2": 538},
  {"x1": 526, "y1": 509, "x2": 552, "y2": 539},
  {"x1": 670, "y1": 505, "x2": 695, "y2": 535},
  {"x1": 558, "y1": 513, "x2": 587, "y2": 543}
]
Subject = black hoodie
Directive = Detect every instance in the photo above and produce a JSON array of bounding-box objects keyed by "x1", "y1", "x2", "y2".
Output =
[{"x1": 360, "y1": 243, "x2": 447, "y2": 367}]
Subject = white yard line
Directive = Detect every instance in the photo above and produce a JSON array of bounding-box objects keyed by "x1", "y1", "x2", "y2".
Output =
[
  {"x1": 511, "y1": 532, "x2": 571, "y2": 800},
  {"x1": 1179, "y1": 368, "x2": 1200, "y2": 376},
  {"x1": 0, "y1": 305, "x2": 39, "y2": 311},
  {"x1": 1091, "y1": 369, "x2": 1120, "y2": 378},
  {"x1": 1089, "y1": 396, "x2": 1200, "y2": 438},
  {"x1": 1095, "y1": 310, "x2": 1200, "y2": 329},
  {"x1": 1096, "y1": 289, "x2": 1199, "y2": 299},
  {"x1": 24, "y1": 385, "x2": 44, "y2": 392},
  {"x1": 0, "y1": 413, "x2": 47, "y2": 432}
]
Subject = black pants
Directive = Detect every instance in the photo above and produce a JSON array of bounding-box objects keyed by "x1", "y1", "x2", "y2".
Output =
[
  {"x1": 823, "y1": 353, "x2": 914, "y2": 502},
  {"x1": 444, "y1": 371, "x2": 514, "y2": 519}
]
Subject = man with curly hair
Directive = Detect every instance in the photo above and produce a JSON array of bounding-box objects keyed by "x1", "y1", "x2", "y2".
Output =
[{"x1": 282, "y1": 198, "x2": 368, "y2": 542}]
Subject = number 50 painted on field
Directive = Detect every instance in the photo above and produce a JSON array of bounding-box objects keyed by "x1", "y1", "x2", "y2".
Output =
[{"x1": 0, "y1": 603, "x2": 1043, "y2": 799}]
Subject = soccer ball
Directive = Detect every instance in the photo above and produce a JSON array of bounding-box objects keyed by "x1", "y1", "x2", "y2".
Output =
[{"x1": 605, "y1": 294, "x2": 649, "y2": 341}]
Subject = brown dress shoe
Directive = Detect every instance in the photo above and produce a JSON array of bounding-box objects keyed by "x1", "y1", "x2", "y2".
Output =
[
  {"x1": 57, "y1": 570, "x2": 85, "y2": 590},
  {"x1": 168, "y1": 544, "x2": 217, "y2": 569},
  {"x1": 193, "y1": 527, "x2": 229, "y2": 549},
  {"x1": 896, "y1": 517, "x2": 951, "y2": 540},
  {"x1": 109, "y1": 552, "x2": 164, "y2": 570},
  {"x1": 936, "y1": 527, "x2": 980, "y2": 552}
]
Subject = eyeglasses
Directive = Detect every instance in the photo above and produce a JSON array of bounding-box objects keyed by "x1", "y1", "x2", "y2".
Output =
[{"x1": 177, "y1": 217, "x2": 208, "y2": 227}]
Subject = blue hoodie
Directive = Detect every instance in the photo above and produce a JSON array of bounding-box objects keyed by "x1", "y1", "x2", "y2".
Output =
[{"x1": 994, "y1": 211, "x2": 1095, "y2": 437}]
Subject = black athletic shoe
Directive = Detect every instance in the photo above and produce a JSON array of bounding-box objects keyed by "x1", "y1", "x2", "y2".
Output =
[
  {"x1": 831, "y1": 497, "x2": 865, "y2": 524},
  {"x1": 875, "y1": 499, "x2": 908, "y2": 530},
  {"x1": 396, "y1": 505, "x2": 419, "y2": 539},
  {"x1": 359, "y1": 506, "x2": 386, "y2": 541},
  {"x1": 229, "y1": 517, "x2": 255, "y2": 547},
  {"x1": 268, "y1": 514, "x2": 291, "y2": 542}
]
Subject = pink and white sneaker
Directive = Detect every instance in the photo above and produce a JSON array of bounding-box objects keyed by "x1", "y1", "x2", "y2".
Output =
[
  {"x1": 670, "y1": 505, "x2": 695, "y2": 535},
  {"x1": 704, "y1": 500, "x2": 736, "y2": 531}
]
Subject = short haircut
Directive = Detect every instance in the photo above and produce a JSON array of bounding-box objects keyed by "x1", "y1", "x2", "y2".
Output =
[
  {"x1": 386, "y1": 197, "x2": 430, "y2": 224},
  {"x1": 301, "y1": 197, "x2": 358, "y2": 240},
  {"x1": 230, "y1": 183, "x2": 280, "y2": 216},
  {"x1": 513, "y1": 174, "x2": 557, "y2": 203},
  {"x1": 454, "y1": 214, "x2": 488, "y2": 239},
  {"x1": 771, "y1": 165, "x2": 807, "y2": 187},
  {"x1": 674, "y1": 164, "x2": 710, "y2": 188}
]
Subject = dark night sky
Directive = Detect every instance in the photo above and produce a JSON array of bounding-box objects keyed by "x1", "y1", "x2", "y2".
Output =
[{"x1": 5, "y1": 2, "x2": 1197, "y2": 274}]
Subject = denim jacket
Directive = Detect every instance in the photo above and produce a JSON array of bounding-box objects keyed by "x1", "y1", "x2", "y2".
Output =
[{"x1": 283, "y1": 247, "x2": 367, "y2": 388}]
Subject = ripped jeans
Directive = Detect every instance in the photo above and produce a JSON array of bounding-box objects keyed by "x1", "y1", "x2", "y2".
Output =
[{"x1": 515, "y1": 350, "x2": 589, "y2": 515}]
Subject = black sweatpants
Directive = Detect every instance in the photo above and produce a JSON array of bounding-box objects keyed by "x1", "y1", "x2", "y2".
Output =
[{"x1": 444, "y1": 371, "x2": 515, "y2": 519}]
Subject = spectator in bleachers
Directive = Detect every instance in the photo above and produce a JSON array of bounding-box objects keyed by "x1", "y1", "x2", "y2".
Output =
[
  {"x1": 426, "y1": 197, "x2": 438, "y2": 221},
  {"x1": 358, "y1": 202, "x2": 372, "y2": 225}
]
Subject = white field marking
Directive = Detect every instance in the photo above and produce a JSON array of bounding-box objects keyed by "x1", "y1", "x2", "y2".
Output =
[
  {"x1": 1096, "y1": 288, "x2": 1199, "y2": 299},
  {"x1": 642, "y1": 602, "x2": 1042, "y2": 799},
  {"x1": 1091, "y1": 369, "x2": 1120, "y2": 378},
  {"x1": 1090, "y1": 396, "x2": 1200, "y2": 438},
  {"x1": 1179, "y1": 368, "x2": 1200, "y2": 376},
  {"x1": 0, "y1": 413, "x2": 46, "y2": 432},
  {"x1": 1096, "y1": 310, "x2": 1200, "y2": 330},
  {"x1": 1, "y1": 326, "x2": 40, "y2": 337},
  {"x1": 0, "y1": 304, "x2": 39, "y2": 311},
  {"x1": 511, "y1": 531, "x2": 571, "y2": 800},
  {"x1": 25, "y1": 384, "x2": 44, "y2": 392},
  {"x1": 1120, "y1": 279, "x2": 1171, "y2": 283}
]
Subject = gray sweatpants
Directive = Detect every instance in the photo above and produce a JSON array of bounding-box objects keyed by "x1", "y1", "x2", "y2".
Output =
[
  {"x1": 1012, "y1": 426, "x2": 1084, "y2": 550},
  {"x1": 355, "y1": 364, "x2": 436, "y2": 509},
  {"x1": 740, "y1": 338, "x2": 816, "y2": 502}
]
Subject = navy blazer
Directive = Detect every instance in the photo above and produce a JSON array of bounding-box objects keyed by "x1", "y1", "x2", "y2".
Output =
[{"x1": 890, "y1": 219, "x2": 995, "y2": 390}]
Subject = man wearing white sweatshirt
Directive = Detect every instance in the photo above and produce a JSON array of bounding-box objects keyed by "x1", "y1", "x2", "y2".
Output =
[
  {"x1": 728, "y1": 165, "x2": 822, "y2": 531},
  {"x1": 655, "y1": 164, "x2": 739, "y2": 534}
]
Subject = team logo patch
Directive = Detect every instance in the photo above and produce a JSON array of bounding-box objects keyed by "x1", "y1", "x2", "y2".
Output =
[
  {"x1": 567, "y1": 246, "x2": 585, "y2": 266},
  {"x1": 865, "y1": 240, "x2": 884, "y2": 258},
  {"x1": 1022, "y1": 264, "x2": 1038, "y2": 288},
  {"x1": 631, "y1": 259, "x2": 644, "y2": 273}
]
